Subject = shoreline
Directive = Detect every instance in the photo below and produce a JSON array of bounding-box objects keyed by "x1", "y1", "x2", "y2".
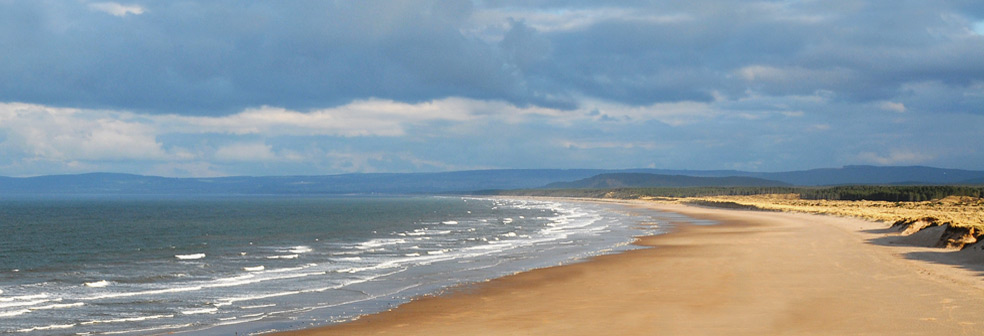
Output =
[{"x1": 276, "y1": 200, "x2": 984, "y2": 335}]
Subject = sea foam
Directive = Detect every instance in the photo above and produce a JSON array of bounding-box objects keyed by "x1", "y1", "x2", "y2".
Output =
[
  {"x1": 175, "y1": 253, "x2": 206, "y2": 260},
  {"x1": 267, "y1": 254, "x2": 299, "y2": 259},
  {"x1": 288, "y1": 246, "x2": 312, "y2": 254},
  {"x1": 181, "y1": 307, "x2": 218, "y2": 315},
  {"x1": 84, "y1": 280, "x2": 111, "y2": 287},
  {"x1": 16, "y1": 323, "x2": 76, "y2": 333}
]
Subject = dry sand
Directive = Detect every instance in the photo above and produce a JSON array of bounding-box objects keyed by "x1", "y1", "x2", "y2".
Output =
[{"x1": 277, "y1": 201, "x2": 984, "y2": 335}]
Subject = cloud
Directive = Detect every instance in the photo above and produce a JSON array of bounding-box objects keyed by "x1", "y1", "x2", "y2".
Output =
[
  {"x1": 0, "y1": 102, "x2": 168, "y2": 162},
  {"x1": 1, "y1": 1, "x2": 983, "y2": 176},
  {"x1": 1, "y1": 1, "x2": 979, "y2": 114},
  {"x1": 321, "y1": 150, "x2": 473, "y2": 173},
  {"x1": 856, "y1": 149, "x2": 934, "y2": 165},
  {"x1": 736, "y1": 65, "x2": 860, "y2": 97},
  {"x1": 877, "y1": 101, "x2": 907, "y2": 113},
  {"x1": 582, "y1": 100, "x2": 719, "y2": 126},
  {"x1": 214, "y1": 143, "x2": 277, "y2": 162},
  {"x1": 469, "y1": 7, "x2": 691, "y2": 36},
  {"x1": 88, "y1": 2, "x2": 145, "y2": 17},
  {"x1": 0, "y1": 98, "x2": 564, "y2": 171},
  {"x1": 2, "y1": 95, "x2": 982, "y2": 177},
  {"x1": 158, "y1": 97, "x2": 559, "y2": 137},
  {"x1": 558, "y1": 140, "x2": 669, "y2": 151}
]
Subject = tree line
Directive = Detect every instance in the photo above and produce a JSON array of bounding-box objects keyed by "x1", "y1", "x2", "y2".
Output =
[
  {"x1": 483, "y1": 185, "x2": 984, "y2": 202},
  {"x1": 797, "y1": 185, "x2": 984, "y2": 202}
]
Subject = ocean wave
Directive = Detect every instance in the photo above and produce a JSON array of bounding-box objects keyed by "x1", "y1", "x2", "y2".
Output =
[
  {"x1": 356, "y1": 238, "x2": 407, "y2": 250},
  {"x1": 335, "y1": 260, "x2": 407, "y2": 274},
  {"x1": 100, "y1": 323, "x2": 193, "y2": 335},
  {"x1": 0, "y1": 293, "x2": 48, "y2": 303},
  {"x1": 84, "y1": 280, "x2": 111, "y2": 287},
  {"x1": 265, "y1": 265, "x2": 309, "y2": 273},
  {"x1": 87, "y1": 286, "x2": 204, "y2": 300},
  {"x1": 267, "y1": 254, "x2": 299, "y2": 259},
  {"x1": 215, "y1": 291, "x2": 301, "y2": 307},
  {"x1": 0, "y1": 298, "x2": 52, "y2": 309},
  {"x1": 397, "y1": 228, "x2": 453, "y2": 239},
  {"x1": 441, "y1": 220, "x2": 458, "y2": 225},
  {"x1": 29, "y1": 302, "x2": 84, "y2": 310},
  {"x1": 214, "y1": 316, "x2": 264, "y2": 327},
  {"x1": 288, "y1": 246, "x2": 312, "y2": 254},
  {"x1": 80, "y1": 314, "x2": 174, "y2": 325},
  {"x1": 16, "y1": 323, "x2": 76, "y2": 333},
  {"x1": 243, "y1": 266, "x2": 265, "y2": 272},
  {"x1": 180, "y1": 307, "x2": 218, "y2": 315},
  {"x1": 174, "y1": 253, "x2": 206, "y2": 260},
  {"x1": 0, "y1": 309, "x2": 31, "y2": 317},
  {"x1": 207, "y1": 270, "x2": 325, "y2": 289}
]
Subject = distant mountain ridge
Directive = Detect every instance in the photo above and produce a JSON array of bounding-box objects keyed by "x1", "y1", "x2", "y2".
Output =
[
  {"x1": 1, "y1": 165, "x2": 982, "y2": 195},
  {"x1": 543, "y1": 173, "x2": 790, "y2": 189},
  {"x1": 0, "y1": 170, "x2": 612, "y2": 195}
]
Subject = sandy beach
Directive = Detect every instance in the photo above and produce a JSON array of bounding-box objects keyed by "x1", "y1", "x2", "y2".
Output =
[{"x1": 277, "y1": 201, "x2": 984, "y2": 335}]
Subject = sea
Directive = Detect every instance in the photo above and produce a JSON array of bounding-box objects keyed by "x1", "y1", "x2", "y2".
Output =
[{"x1": 0, "y1": 195, "x2": 705, "y2": 335}]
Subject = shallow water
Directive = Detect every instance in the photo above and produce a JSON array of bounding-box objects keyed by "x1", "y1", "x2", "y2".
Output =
[{"x1": 0, "y1": 195, "x2": 690, "y2": 335}]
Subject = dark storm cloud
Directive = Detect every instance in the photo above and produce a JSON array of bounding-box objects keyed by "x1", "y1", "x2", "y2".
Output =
[
  {"x1": 1, "y1": 0, "x2": 982, "y2": 115},
  {"x1": 0, "y1": 1, "x2": 540, "y2": 114}
]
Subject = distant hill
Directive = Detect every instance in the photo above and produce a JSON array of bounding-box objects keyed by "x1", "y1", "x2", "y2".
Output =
[
  {"x1": 0, "y1": 170, "x2": 613, "y2": 195},
  {"x1": 543, "y1": 173, "x2": 790, "y2": 189},
  {"x1": 555, "y1": 166, "x2": 984, "y2": 186},
  {"x1": 1, "y1": 165, "x2": 982, "y2": 195},
  {"x1": 743, "y1": 165, "x2": 984, "y2": 186},
  {"x1": 960, "y1": 177, "x2": 984, "y2": 185}
]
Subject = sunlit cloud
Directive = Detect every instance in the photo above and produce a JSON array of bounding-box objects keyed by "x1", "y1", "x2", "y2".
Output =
[
  {"x1": 158, "y1": 98, "x2": 565, "y2": 137},
  {"x1": 0, "y1": 103, "x2": 168, "y2": 162}
]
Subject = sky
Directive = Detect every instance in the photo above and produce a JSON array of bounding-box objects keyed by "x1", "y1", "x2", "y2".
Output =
[{"x1": 1, "y1": 1, "x2": 983, "y2": 177}]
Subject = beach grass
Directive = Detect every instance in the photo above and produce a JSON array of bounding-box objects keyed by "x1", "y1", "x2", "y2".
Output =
[{"x1": 653, "y1": 194, "x2": 984, "y2": 231}]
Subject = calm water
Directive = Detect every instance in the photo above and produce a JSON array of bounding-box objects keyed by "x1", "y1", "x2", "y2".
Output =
[{"x1": 0, "y1": 195, "x2": 696, "y2": 335}]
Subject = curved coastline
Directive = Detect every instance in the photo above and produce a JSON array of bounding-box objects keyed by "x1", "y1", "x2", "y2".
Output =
[
  {"x1": 276, "y1": 200, "x2": 984, "y2": 335},
  {"x1": 161, "y1": 196, "x2": 673, "y2": 335}
]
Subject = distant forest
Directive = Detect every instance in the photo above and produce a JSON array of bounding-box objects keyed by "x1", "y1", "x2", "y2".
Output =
[
  {"x1": 485, "y1": 185, "x2": 984, "y2": 202},
  {"x1": 797, "y1": 185, "x2": 984, "y2": 202}
]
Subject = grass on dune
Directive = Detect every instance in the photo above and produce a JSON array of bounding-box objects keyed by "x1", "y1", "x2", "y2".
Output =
[{"x1": 655, "y1": 194, "x2": 984, "y2": 231}]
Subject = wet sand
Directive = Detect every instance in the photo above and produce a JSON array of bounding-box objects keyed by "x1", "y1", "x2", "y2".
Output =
[{"x1": 276, "y1": 201, "x2": 984, "y2": 335}]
